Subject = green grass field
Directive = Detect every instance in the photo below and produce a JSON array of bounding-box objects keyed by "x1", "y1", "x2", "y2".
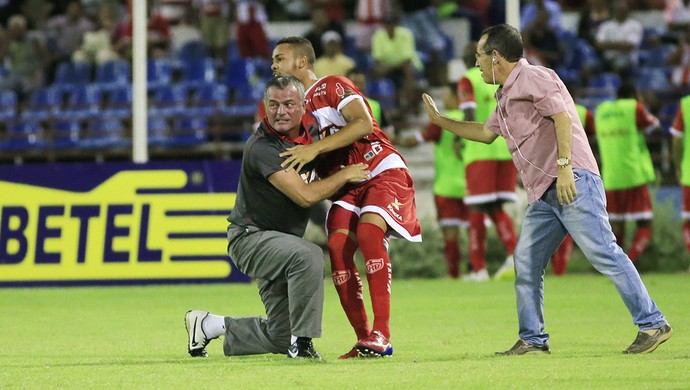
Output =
[{"x1": 2, "y1": 274, "x2": 689, "y2": 389}]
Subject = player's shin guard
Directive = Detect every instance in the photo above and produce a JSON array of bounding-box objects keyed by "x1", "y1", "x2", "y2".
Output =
[
  {"x1": 328, "y1": 232, "x2": 370, "y2": 340},
  {"x1": 468, "y1": 212, "x2": 487, "y2": 271},
  {"x1": 357, "y1": 222, "x2": 391, "y2": 340},
  {"x1": 491, "y1": 210, "x2": 517, "y2": 255},
  {"x1": 628, "y1": 225, "x2": 652, "y2": 262},
  {"x1": 444, "y1": 239, "x2": 461, "y2": 278}
]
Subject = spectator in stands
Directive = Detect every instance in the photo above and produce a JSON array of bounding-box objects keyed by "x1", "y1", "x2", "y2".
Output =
[
  {"x1": 191, "y1": 0, "x2": 231, "y2": 61},
  {"x1": 522, "y1": 5, "x2": 563, "y2": 68},
  {"x1": 397, "y1": 85, "x2": 469, "y2": 279},
  {"x1": 397, "y1": 0, "x2": 448, "y2": 87},
  {"x1": 593, "y1": 82, "x2": 660, "y2": 264},
  {"x1": 113, "y1": 1, "x2": 172, "y2": 60},
  {"x1": 235, "y1": 0, "x2": 270, "y2": 59},
  {"x1": 353, "y1": 0, "x2": 390, "y2": 52},
  {"x1": 666, "y1": 0, "x2": 690, "y2": 32},
  {"x1": 595, "y1": 0, "x2": 644, "y2": 78},
  {"x1": 371, "y1": 11, "x2": 423, "y2": 118},
  {"x1": 303, "y1": 6, "x2": 345, "y2": 59},
  {"x1": 313, "y1": 30, "x2": 355, "y2": 77},
  {"x1": 520, "y1": 0, "x2": 562, "y2": 33},
  {"x1": 0, "y1": 15, "x2": 49, "y2": 101},
  {"x1": 170, "y1": 8, "x2": 202, "y2": 58},
  {"x1": 45, "y1": 1, "x2": 94, "y2": 65},
  {"x1": 670, "y1": 93, "x2": 690, "y2": 270},
  {"x1": 72, "y1": 2, "x2": 120, "y2": 65},
  {"x1": 577, "y1": 0, "x2": 611, "y2": 48}
]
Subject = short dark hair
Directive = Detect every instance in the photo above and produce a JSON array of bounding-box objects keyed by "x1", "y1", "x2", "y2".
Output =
[
  {"x1": 481, "y1": 24, "x2": 523, "y2": 63},
  {"x1": 264, "y1": 75, "x2": 305, "y2": 103},
  {"x1": 275, "y1": 36, "x2": 316, "y2": 66}
]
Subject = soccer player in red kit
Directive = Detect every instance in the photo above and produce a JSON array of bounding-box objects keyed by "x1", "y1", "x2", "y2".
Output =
[{"x1": 271, "y1": 36, "x2": 421, "y2": 358}]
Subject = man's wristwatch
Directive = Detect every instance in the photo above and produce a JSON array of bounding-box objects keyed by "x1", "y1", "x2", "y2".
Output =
[{"x1": 556, "y1": 157, "x2": 571, "y2": 168}]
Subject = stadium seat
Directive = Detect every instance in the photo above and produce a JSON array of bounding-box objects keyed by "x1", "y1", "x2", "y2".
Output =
[
  {"x1": 0, "y1": 120, "x2": 48, "y2": 151},
  {"x1": 82, "y1": 117, "x2": 130, "y2": 149},
  {"x1": 53, "y1": 61, "x2": 92, "y2": 93},
  {"x1": 636, "y1": 67, "x2": 670, "y2": 91},
  {"x1": 102, "y1": 85, "x2": 133, "y2": 119},
  {"x1": 366, "y1": 78, "x2": 397, "y2": 111},
  {"x1": 58, "y1": 84, "x2": 103, "y2": 121},
  {"x1": 52, "y1": 119, "x2": 83, "y2": 149},
  {"x1": 147, "y1": 58, "x2": 173, "y2": 91},
  {"x1": 180, "y1": 57, "x2": 216, "y2": 89},
  {"x1": 94, "y1": 59, "x2": 131, "y2": 90},
  {"x1": 223, "y1": 82, "x2": 262, "y2": 118},
  {"x1": 178, "y1": 40, "x2": 208, "y2": 62},
  {"x1": 187, "y1": 83, "x2": 228, "y2": 117},
  {"x1": 0, "y1": 89, "x2": 18, "y2": 122},
  {"x1": 225, "y1": 58, "x2": 258, "y2": 90},
  {"x1": 168, "y1": 115, "x2": 208, "y2": 146},
  {"x1": 20, "y1": 87, "x2": 62, "y2": 121},
  {"x1": 147, "y1": 114, "x2": 171, "y2": 146},
  {"x1": 149, "y1": 84, "x2": 187, "y2": 117}
]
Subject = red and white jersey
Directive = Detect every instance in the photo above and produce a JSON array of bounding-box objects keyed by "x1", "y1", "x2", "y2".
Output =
[
  {"x1": 355, "y1": 0, "x2": 390, "y2": 24},
  {"x1": 304, "y1": 75, "x2": 407, "y2": 179}
]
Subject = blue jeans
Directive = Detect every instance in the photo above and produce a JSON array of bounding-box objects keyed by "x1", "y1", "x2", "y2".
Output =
[{"x1": 514, "y1": 169, "x2": 667, "y2": 347}]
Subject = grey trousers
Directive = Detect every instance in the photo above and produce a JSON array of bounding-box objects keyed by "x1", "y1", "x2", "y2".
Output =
[{"x1": 223, "y1": 225, "x2": 325, "y2": 356}]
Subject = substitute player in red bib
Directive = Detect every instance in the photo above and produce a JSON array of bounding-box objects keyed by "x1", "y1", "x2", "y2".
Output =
[{"x1": 271, "y1": 36, "x2": 422, "y2": 358}]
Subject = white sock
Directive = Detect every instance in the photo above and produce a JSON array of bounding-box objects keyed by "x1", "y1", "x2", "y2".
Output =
[
  {"x1": 202, "y1": 313, "x2": 226, "y2": 339},
  {"x1": 290, "y1": 335, "x2": 298, "y2": 345}
]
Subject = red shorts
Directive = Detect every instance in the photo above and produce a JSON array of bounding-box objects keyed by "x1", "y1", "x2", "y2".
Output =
[
  {"x1": 605, "y1": 185, "x2": 653, "y2": 221},
  {"x1": 434, "y1": 195, "x2": 469, "y2": 228},
  {"x1": 682, "y1": 186, "x2": 690, "y2": 219},
  {"x1": 465, "y1": 160, "x2": 518, "y2": 205},
  {"x1": 326, "y1": 168, "x2": 421, "y2": 242}
]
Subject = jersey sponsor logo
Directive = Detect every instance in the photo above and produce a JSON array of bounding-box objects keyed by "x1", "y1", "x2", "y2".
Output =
[
  {"x1": 332, "y1": 270, "x2": 351, "y2": 285},
  {"x1": 365, "y1": 258, "x2": 384, "y2": 274},
  {"x1": 387, "y1": 198, "x2": 403, "y2": 221}
]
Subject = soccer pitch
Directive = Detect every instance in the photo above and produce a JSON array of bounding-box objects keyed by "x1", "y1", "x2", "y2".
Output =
[{"x1": 1, "y1": 274, "x2": 688, "y2": 389}]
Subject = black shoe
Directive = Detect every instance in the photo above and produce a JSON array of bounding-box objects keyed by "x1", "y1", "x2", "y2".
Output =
[
  {"x1": 623, "y1": 324, "x2": 673, "y2": 354},
  {"x1": 287, "y1": 337, "x2": 322, "y2": 359},
  {"x1": 496, "y1": 339, "x2": 550, "y2": 355}
]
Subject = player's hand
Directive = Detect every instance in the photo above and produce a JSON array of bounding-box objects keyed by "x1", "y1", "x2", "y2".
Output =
[
  {"x1": 340, "y1": 163, "x2": 370, "y2": 183},
  {"x1": 422, "y1": 93, "x2": 441, "y2": 124},
  {"x1": 280, "y1": 144, "x2": 319, "y2": 172},
  {"x1": 557, "y1": 166, "x2": 577, "y2": 205}
]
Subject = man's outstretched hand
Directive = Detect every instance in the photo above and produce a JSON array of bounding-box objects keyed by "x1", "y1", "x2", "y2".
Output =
[{"x1": 280, "y1": 144, "x2": 319, "y2": 173}]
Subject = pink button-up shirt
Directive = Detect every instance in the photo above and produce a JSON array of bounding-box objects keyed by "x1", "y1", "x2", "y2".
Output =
[{"x1": 486, "y1": 59, "x2": 600, "y2": 203}]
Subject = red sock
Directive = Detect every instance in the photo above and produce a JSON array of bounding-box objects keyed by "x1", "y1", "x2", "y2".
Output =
[
  {"x1": 628, "y1": 225, "x2": 652, "y2": 262},
  {"x1": 491, "y1": 210, "x2": 517, "y2": 255},
  {"x1": 444, "y1": 239, "x2": 461, "y2": 278},
  {"x1": 551, "y1": 235, "x2": 573, "y2": 276},
  {"x1": 468, "y1": 212, "x2": 487, "y2": 271},
  {"x1": 357, "y1": 222, "x2": 391, "y2": 339},
  {"x1": 684, "y1": 221, "x2": 690, "y2": 252},
  {"x1": 328, "y1": 232, "x2": 370, "y2": 340}
]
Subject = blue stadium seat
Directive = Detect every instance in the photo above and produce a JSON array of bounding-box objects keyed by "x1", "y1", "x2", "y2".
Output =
[
  {"x1": 225, "y1": 58, "x2": 258, "y2": 90},
  {"x1": 58, "y1": 84, "x2": 103, "y2": 121},
  {"x1": 149, "y1": 84, "x2": 187, "y2": 117},
  {"x1": 366, "y1": 78, "x2": 397, "y2": 111},
  {"x1": 168, "y1": 115, "x2": 208, "y2": 146},
  {"x1": 178, "y1": 40, "x2": 208, "y2": 61},
  {"x1": 94, "y1": 59, "x2": 131, "y2": 90},
  {"x1": 0, "y1": 120, "x2": 48, "y2": 151},
  {"x1": 21, "y1": 87, "x2": 62, "y2": 121},
  {"x1": 102, "y1": 85, "x2": 133, "y2": 119},
  {"x1": 147, "y1": 114, "x2": 171, "y2": 146},
  {"x1": 187, "y1": 83, "x2": 227, "y2": 117},
  {"x1": 0, "y1": 89, "x2": 18, "y2": 122},
  {"x1": 82, "y1": 117, "x2": 130, "y2": 149},
  {"x1": 147, "y1": 58, "x2": 173, "y2": 91},
  {"x1": 53, "y1": 61, "x2": 92, "y2": 93},
  {"x1": 223, "y1": 82, "x2": 262, "y2": 118},
  {"x1": 52, "y1": 119, "x2": 83, "y2": 149},
  {"x1": 635, "y1": 67, "x2": 670, "y2": 91},
  {"x1": 180, "y1": 57, "x2": 216, "y2": 88}
]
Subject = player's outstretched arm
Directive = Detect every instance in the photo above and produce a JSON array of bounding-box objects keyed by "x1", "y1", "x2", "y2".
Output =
[
  {"x1": 280, "y1": 98, "x2": 373, "y2": 172},
  {"x1": 269, "y1": 163, "x2": 370, "y2": 208},
  {"x1": 422, "y1": 93, "x2": 497, "y2": 144}
]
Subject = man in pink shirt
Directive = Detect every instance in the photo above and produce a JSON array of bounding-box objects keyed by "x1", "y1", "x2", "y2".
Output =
[{"x1": 423, "y1": 24, "x2": 671, "y2": 355}]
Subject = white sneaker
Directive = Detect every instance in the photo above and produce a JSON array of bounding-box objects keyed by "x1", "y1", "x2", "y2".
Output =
[
  {"x1": 493, "y1": 255, "x2": 515, "y2": 281},
  {"x1": 462, "y1": 268, "x2": 490, "y2": 282},
  {"x1": 185, "y1": 310, "x2": 210, "y2": 357}
]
